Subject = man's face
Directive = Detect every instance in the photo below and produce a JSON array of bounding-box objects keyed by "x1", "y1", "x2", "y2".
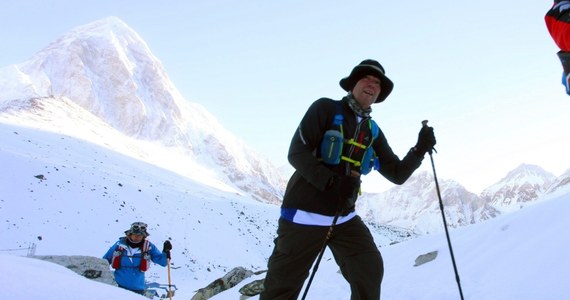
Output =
[
  {"x1": 352, "y1": 75, "x2": 381, "y2": 109},
  {"x1": 128, "y1": 234, "x2": 144, "y2": 243}
]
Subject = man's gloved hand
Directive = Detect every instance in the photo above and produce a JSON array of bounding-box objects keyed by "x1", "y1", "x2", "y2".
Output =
[
  {"x1": 414, "y1": 125, "x2": 436, "y2": 156},
  {"x1": 329, "y1": 175, "x2": 361, "y2": 212},
  {"x1": 163, "y1": 240, "x2": 172, "y2": 252}
]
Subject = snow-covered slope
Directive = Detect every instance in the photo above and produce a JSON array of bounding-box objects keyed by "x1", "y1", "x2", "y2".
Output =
[
  {"x1": 207, "y1": 185, "x2": 570, "y2": 300},
  {"x1": 0, "y1": 120, "x2": 280, "y2": 297},
  {"x1": 0, "y1": 119, "x2": 414, "y2": 299},
  {"x1": 0, "y1": 16, "x2": 286, "y2": 204},
  {"x1": 0, "y1": 255, "x2": 147, "y2": 300},
  {"x1": 3, "y1": 148, "x2": 569, "y2": 300},
  {"x1": 380, "y1": 187, "x2": 570, "y2": 300}
]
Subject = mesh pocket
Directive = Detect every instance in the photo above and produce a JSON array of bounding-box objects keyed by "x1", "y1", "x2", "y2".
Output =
[{"x1": 320, "y1": 130, "x2": 344, "y2": 165}]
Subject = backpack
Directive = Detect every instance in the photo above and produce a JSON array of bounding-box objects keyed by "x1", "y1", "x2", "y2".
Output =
[
  {"x1": 320, "y1": 102, "x2": 380, "y2": 175},
  {"x1": 111, "y1": 238, "x2": 151, "y2": 272}
]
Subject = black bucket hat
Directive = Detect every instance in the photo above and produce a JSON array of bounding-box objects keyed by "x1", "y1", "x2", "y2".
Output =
[
  {"x1": 124, "y1": 222, "x2": 149, "y2": 237},
  {"x1": 339, "y1": 59, "x2": 394, "y2": 103}
]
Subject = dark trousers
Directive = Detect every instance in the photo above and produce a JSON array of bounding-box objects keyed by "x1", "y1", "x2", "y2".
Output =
[{"x1": 260, "y1": 216, "x2": 384, "y2": 300}]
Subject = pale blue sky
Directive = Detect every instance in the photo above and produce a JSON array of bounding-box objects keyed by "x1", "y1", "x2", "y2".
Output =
[{"x1": 2, "y1": 0, "x2": 569, "y2": 193}]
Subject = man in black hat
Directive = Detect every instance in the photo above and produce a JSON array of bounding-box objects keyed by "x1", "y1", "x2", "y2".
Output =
[{"x1": 260, "y1": 59, "x2": 436, "y2": 299}]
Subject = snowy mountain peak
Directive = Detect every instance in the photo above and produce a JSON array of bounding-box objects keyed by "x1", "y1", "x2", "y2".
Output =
[
  {"x1": 38, "y1": 17, "x2": 184, "y2": 144},
  {"x1": 41, "y1": 16, "x2": 142, "y2": 50},
  {"x1": 481, "y1": 163, "x2": 556, "y2": 212},
  {"x1": 358, "y1": 171, "x2": 498, "y2": 234},
  {"x1": 546, "y1": 167, "x2": 570, "y2": 194},
  {"x1": 0, "y1": 17, "x2": 286, "y2": 203},
  {"x1": 500, "y1": 163, "x2": 556, "y2": 185},
  {"x1": 1, "y1": 16, "x2": 187, "y2": 143},
  {"x1": 64, "y1": 16, "x2": 137, "y2": 39}
]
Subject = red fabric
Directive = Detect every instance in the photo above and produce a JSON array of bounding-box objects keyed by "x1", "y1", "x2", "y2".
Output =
[
  {"x1": 139, "y1": 257, "x2": 148, "y2": 272},
  {"x1": 546, "y1": 2, "x2": 570, "y2": 51},
  {"x1": 546, "y1": 16, "x2": 570, "y2": 51},
  {"x1": 110, "y1": 240, "x2": 150, "y2": 271},
  {"x1": 111, "y1": 247, "x2": 124, "y2": 269}
]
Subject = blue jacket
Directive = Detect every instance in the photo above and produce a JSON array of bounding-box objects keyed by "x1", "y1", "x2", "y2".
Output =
[{"x1": 103, "y1": 237, "x2": 168, "y2": 291}]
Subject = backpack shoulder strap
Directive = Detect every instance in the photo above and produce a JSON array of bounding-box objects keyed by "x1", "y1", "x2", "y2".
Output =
[
  {"x1": 142, "y1": 240, "x2": 150, "y2": 253},
  {"x1": 115, "y1": 237, "x2": 126, "y2": 251},
  {"x1": 111, "y1": 238, "x2": 126, "y2": 269},
  {"x1": 333, "y1": 102, "x2": 344, "y2": 126},
  {"x1": 369, "y1": 119, "x2": 379, "y2": 140},
  {"x1": 139, "y1": 240, "x2": 151, "y2": 272}
]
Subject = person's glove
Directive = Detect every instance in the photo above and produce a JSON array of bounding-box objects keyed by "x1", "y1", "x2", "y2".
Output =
[
  {"x1": 414, "y1": 125, "x2": 436, "y2": 156},
  {"x1": 329, "y1": 175, "x2": 360, "y2": 213},
  {"x1": 163, "y1": 240, "x2": 172, "y2": 252},
  {"x1": 163, "y1": 240, "x2": 172, "y2": 259}
]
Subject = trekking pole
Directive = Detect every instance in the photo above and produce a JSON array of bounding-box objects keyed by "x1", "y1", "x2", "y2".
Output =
[
  {"x1": 422, "y1": 120, "x2": 465, "y2": 300},
  {"x1": 300, "y1": 209, "x2": 341, "y2": 300},
  {"x1": 301, "y1": 164, "x2": 351, "y2": 300},
  {"x1": 167, "y1": 253, "x2": 173, "y2": 300}
]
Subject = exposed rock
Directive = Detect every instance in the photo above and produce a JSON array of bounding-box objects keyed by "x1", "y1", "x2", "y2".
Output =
[
  {"x1": 414, "y1": 250, "x2": 438, "y2": 267},
  {"x1": 32, "y1": 255, "x2": 115, "y2": 285},
  {"x1": 191, "y1": 267, "x2": 254, "y2": 300},
  {"x1": 239, "y1": 278, "x2": 265, "y2": 296}
]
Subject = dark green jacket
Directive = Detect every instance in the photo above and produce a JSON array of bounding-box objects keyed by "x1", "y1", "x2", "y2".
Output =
[{"x1": 282, "y1": 97, "x2": 423, "y2": 216}]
